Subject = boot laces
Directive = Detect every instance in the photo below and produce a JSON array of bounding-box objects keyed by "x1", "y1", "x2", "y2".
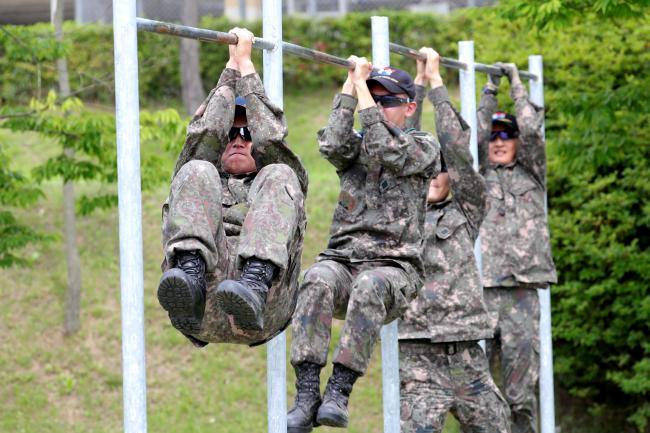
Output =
[
  {"x1": 294, "y1": 364, "x2": 321, "y2": 404},
  {"x1": 328, "y1": 366, "x2": 357, "y2": 396},
  {"x1": 295, "y1": 380, "x2": 320, "y2": 405},
  {"x1": 177, "y1": 252, "x2": 206, "y2": 293},
  {"x1": 241, "y1": 260, "x2": 274, "y2": 289}
]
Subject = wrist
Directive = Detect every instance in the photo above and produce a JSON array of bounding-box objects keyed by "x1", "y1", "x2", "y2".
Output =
[
  {"x1": 353, "y1": 79, "x2": 368, "y2": 89},
  {"x1": 238, "y1": 59, "x2": 255, "y2": 76},
  {"x1": 226, "y1": 59, "x2": 238, "y2": 70},
  {"x1": 414, "y1": 74, "x2": 426, "y2": 86},
  {"x1": 429, "y1": 74, "x2": 443, "y2": 89},
  {"x1": 342, "y1": 78, "x2": 355, "y2": 96}
]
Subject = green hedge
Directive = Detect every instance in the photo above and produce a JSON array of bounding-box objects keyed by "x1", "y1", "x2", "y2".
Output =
[{"x1": 2, "y1": 9, "x2": 649, "y2": 431}]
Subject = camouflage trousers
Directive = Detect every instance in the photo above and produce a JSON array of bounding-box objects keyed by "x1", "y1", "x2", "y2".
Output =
[
  {"x1": 484, "y1": 287, "x2": 540, "y2": 433},
  {"x1": 399, "y1": 340, "x2": 511, "y2": 433},
  {"x1": 162, "y1": 160, "x2": 306, "y2": 345},
  {"x1": 290, "y1": 260, "x2": 413, "y2": 374}
]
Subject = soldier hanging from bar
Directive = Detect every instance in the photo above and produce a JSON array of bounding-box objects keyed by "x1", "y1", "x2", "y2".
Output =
[
  {"x1": 398, "y1": 47, "x2": 511, "y2": 433},
  {"x1": 287, "y1": 56, "x2": 440, "y2": 432},
  {"x1": 157, "y1": 28, "x2": 308, "y2": 347},
  {"x1": 477, "y1": 62, "x2": 557, "y2": 433}
]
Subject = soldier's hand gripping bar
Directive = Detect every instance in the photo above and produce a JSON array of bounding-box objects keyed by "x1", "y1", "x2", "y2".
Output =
[
  {"x1": 137, "y1": 18, "x2": 360, "y2": 70},
  {"x1": 389, "y1": 42, "x2": 538, "y2": 81}
]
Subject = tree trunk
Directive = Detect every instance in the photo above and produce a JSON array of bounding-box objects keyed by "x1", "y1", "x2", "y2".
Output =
[
  {"x1": 52, "y1": 0, "x2": 82, "y2": 335},
  {"x1": 180, "y1": 0, "x2": 206, "y2": 115}
]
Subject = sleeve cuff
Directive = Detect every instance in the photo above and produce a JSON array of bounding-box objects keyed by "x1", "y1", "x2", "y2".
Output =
[
  {"x1": 217, "y1": 68, "x2": 241, "y2": 90},
  {"x1": 333, "y1": 93, "x2": 358, "y2": 111},
  {"x1": 237, "y1": 73, "x2": 264, "y2": 97},
  {"x1": 510, "y1": 82, "x2": 529, "y2": 101},
  {"x1": 359, "y1": 106, "x2": 384, "y2": 127},
  {"x1": 482, "y1": 83, "x2": 498, "y2": 95},
  {"x1": 427, "y1": 86, "x2": 450, "y2": 107}
]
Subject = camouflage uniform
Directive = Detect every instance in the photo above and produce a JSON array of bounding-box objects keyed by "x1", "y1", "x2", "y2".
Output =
[
  {"x1": 477, "y1": 81, "x2": 557, "y2": 433},
  {"x1": 162, "y1": 68, "x2": 308, "y2": 346},
  {"x1": 399, "y1": 84, "x2": 510, "y2": 433},
  {"x1": 290, "y1": 92, "x2": 440, "y2": 374}
]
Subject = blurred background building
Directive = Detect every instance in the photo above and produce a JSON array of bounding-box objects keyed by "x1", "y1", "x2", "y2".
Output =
[{"x1": 0, "y1": 0, "x2": 496, "y2": 24}]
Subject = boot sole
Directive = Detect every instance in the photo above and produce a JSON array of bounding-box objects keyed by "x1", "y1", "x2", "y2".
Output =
[
  {"x1": 316, "y1": 407, "x2": 348, "y2": 428},
  {"x1": 215, "y1": 288, "x2": 263, "y2": 331},
  {"x1": 158, "y1": 270, "x2": 202, "y2": 335},
  {"x1": 287, "y1": 426, "x2": 313, "y2": 433}
]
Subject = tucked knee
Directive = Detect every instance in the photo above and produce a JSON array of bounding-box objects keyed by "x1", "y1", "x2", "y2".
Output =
[
  {"x1": 177, "y1": 160, "x2": 220, "y2": 182},
  {"x1": 302, "y1": 263, "x2": 339, "y2": 295},
  {"x1": 353, "y1": 271, "x2": 388, "y2": 301},
  {"x1": 259, "y1": 163, "x2": 294, "y2": 179}
]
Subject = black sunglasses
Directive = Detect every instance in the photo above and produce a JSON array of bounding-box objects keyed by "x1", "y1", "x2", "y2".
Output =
[
  {"x1": 490, "y1": 130, "x2": 517, "y2": 141},
  {"x1": 228, "y1": 126, "x2": 252, "y2": 142},
  {"x1": 371, "y1": 94, "x2": 411, "y2": 108}
]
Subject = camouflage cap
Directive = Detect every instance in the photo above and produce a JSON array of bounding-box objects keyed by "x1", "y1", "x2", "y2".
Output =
[{"x1": 491, "y1": 111, "x2": 518, "y2": 133}]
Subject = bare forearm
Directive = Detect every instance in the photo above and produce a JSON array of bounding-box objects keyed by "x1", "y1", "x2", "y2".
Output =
[{"x1": 355, "y1": 81, "x2": 375, "y2": 110}]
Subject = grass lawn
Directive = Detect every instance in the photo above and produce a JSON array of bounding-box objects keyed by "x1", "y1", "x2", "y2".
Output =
[{"x1": 0, "y1": 86, "x2": 459, "y2": 433}]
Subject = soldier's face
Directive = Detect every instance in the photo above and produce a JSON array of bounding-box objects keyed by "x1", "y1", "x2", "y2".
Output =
[
  {"x1": 427, "y1": 173, "x2": 450, "y2": 203},
  {"x1": 368, "y1": 83, "x2": 416, "y2": 129},
  {"x1": 222, "y1": 112, "x2": 257, "y2": 175},
  {"x1": 489, "y1": 124, "x2": 519, "y2": 165}
]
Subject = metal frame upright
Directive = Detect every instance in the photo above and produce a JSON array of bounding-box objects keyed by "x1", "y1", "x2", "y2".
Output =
[
  {"x1": 113, "y1": 0, "x2": 147, "y2": 432},
  {"x1": 372, "y1": 18, "x2": 402, "y2": 433},
  {"x1": 262, "y1": 1, "x2": 287, "y2": 432}
]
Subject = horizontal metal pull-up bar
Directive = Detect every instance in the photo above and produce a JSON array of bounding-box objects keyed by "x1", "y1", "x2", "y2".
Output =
[
  {"x1": 389, "y1": 42, "x2": 538, "y2": 81},
  {"x1": 137, "y1": 18, "x2": 355, "y2": 70}
]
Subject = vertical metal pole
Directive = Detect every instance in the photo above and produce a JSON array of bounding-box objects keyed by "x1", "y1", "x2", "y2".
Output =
[
  {"x1": 263, "y1": 1, "x2": 286, "y2": 432},
  {"x1": 50, "y1": 0, "x2": 57, "y2": 24},
  {"x1": 75, "y1": 0, "x2": 83, "y2": 23},
  {"x1": 136, "y1": 0, "x2": 144, "y2": 18},
  {"x1": 458, "y1": 42, "x2": 477, "y2": 171},
  {"x1": 113, "y1": 0, "x2": 147, "y2": 432},
  {"x1": 239, "y1": 0, "x2": 247, "y2": 21},
  {"x1": 458, "y1": 41, "x2": 485, "y2": 351},
  {"x1": 529, "y1": 55, "x2": 556, "y2": 433},
  {"x1": 372, "y1": 16, "x2": 400, "y2": 433},
  {"x1": 307, "y1": 0, "x2": 317, "y2": 16},
  {"x1": 286, "y1": 0, "x2": 295, "y2": 15},
  {"x1": 338, "y1": 0, "x2": 348, "y2": 15}
]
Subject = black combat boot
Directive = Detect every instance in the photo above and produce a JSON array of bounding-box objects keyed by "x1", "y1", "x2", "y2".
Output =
[
  {"x1": 157, "y1": 251, "x2": 207, "y2": 335},
  {"x1": 287, "y1": 362, "x2": 323, "y2": 433},
  {"x1": 215, "y1": 258, "x2": 276, "y2": 331},
  {"x1": 316, "y1": 363, "x2": 360, "y2": 428}
]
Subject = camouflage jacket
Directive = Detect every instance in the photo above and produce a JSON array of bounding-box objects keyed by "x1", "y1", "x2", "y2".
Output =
[
  {"x1": 399, "y1": 85, "x2": 493, "y2": 342},
  {"x1": 318, "y1": 93, "x2": 440, "y2": 288},
  {"x1": 172, "y1": 68, "x2": 308, "y2": 195},
  {"x1": 477, "y1": 82, "x2": 557, "y2": 288}
]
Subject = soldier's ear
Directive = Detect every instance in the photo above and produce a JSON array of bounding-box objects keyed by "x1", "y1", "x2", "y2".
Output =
[{"x1": 405, "y1": 101, "x2": 417, "y2": 117}]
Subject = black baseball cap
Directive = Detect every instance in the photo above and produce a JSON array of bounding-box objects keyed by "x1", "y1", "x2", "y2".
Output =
[
  {"x1": 491, "y1": 111, "x2": 518, "y2": 133},
  {"x1": 367, "y1": 67, "x2": 416, "y2": 100}
]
